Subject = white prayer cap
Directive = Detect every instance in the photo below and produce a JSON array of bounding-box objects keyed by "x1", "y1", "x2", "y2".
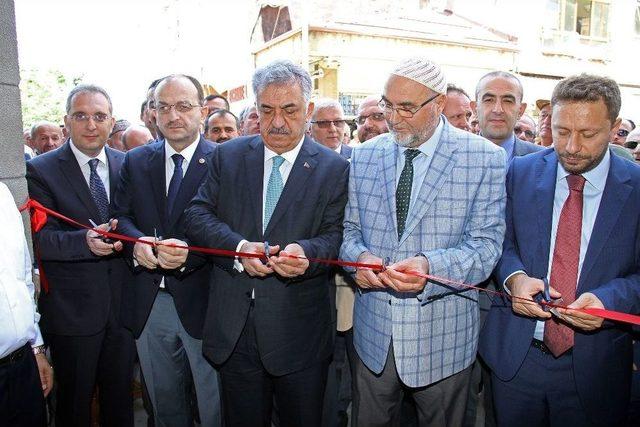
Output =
[{"x1": 390, "y1": 57, "x2": 447, "y2": 95}]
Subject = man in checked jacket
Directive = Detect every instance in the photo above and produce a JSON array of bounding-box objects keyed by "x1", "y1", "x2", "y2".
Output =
[{"x1": 340, "y1": 57, "x2": 506, "y2": 426}]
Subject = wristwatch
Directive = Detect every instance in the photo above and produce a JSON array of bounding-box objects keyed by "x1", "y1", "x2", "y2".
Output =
[{"x1": 32, "y1": 345, "x2": 47, "y2": 356}]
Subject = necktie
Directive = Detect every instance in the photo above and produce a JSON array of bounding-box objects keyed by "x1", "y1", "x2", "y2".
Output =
[
  {"x1": 167, "y1": 154, "x2": 184, "y2": 217},
  {"x1": 396, "y1": 149, "x2": 420, "y2": 239},
  {"x1": 88, "y1": 158, "x2": 109, "y2": 223},
  {"x1": 544, "y1": 174, "x2": 586, "y2": 357},
  {"x1": 264, "y1": 156, "x2": 285, "y2": 231}
]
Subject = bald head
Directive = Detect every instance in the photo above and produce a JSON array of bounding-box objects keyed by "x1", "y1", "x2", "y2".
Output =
[
  {"x1": 122, "y1": 125, "x2": 154, "y2": 151},
  {"x1": 31, "y1": 121, "x2": 63, "y2": 154}
]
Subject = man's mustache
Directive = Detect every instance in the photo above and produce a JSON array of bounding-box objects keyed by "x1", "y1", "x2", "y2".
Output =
[{"x1": 269, "y1": 127, "x2": 290, "y2": 135}]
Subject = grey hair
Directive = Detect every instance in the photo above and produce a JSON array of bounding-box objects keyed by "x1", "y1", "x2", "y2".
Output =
[
  {"x1": 30, "y1": 121, "x2": 61, "y2": 139},
  {"x1": 551, "y1": 74, "x2": 621, "y2": 123},
  {"x1": 239, "y1": 103, "x2": 256, "y2": 123},
  {"x1": 475, "y1": 70, "x2": 524, "y2": 102},
  {"x1": 311, "y1": 98, "x2": 344, "y2": 121},
  {"x1": 252, "y1": 59, "x2": 312, "y2": 104},
  {"x1": 66, "y1": 84, "x2": 113, "y2": 114}
]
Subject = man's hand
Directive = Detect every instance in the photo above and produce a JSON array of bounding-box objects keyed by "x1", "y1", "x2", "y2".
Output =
[
  {"x1": 269, "y1": 243, "x2": 309, "y2": 278},
  {"x1": 555, "y1": 292, "x2": 605, "y2": 331},
  {"x1": 34, "y1": 353, "x2": 53, "y2": 397},
  {"x1": 156, "y1": 239, "x2": 188, "y2": 270},
  {"x1": 507, "y1": 273, "x2": 559, "y2": 319},
  {"x1": 134, "y1": 236, "x2": 159, "y2": 269},
  {"x1": 379, "y1": 256, "x2": 429, "y2": 293},
  {"x1": 354, "y1": 252, "x2": 385, "y2": 289},
  {"x1": 86, "y1": 219, "x2": 123, "y2": 256},
  {"x1": 240, "y1": 241, "x2": 279, "y2": 277}
]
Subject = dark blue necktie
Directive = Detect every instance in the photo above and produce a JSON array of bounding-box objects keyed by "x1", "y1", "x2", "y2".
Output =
[
  {"x1": 88, "y1": 158, "x2": 109, "y2": 223},
  {"x1": 167, "y1": 153, "x2": 184, "y2": 216}
]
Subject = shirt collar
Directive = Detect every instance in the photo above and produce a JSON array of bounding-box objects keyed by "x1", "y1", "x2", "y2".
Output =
[
  {"x1": 164, "y1": 135, "x2": 200, "y2": 165},
  {"x1": 333, "y1": 144, "x2": 342, "y2": 154},
  {"x1": 398, "y1": 116, "x2": 443, "y2": 158},
  {"x1": 264, "y1": 135, "x2": 305, "y2": 165},
  {"x1": 556, "y1": 146, "x2": 611, "y2": 192},
  {"x1": 69, "y1": 139, "x2": 107, "y2": 166}
]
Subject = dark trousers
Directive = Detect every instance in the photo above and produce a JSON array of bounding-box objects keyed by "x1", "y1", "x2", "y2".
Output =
[
  {"x1": 46, "y1": 314, "x2": 135, "y2": 427},
  {"x1": 0, "y1": 344, "x2": 46, "y2": 427},
  {"x1": 353, "y1": 343, "x2": 472, "y2": 427},
  {"x1": 219, "y1": 304, "x2": 329, "y2": 427},
  {"x1": 492, "y1": 344, "x2": 593, "y2": 427}
]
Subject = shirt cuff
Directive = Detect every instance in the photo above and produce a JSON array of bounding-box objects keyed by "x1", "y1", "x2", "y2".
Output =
[
  {"x1": 234, "y1": 239, "x2": 248, "y2": 272},
  {"x1": 31, "y1": 324, "x2": 44, "y2": 348},
  {"x1": 503, "y1": 270, "x2": 526, "y2": 295}
]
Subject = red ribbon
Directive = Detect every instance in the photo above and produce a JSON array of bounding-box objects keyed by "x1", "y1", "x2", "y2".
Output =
[{"x1": 19, "y1": 198, "x2": 640, "y2": 326}]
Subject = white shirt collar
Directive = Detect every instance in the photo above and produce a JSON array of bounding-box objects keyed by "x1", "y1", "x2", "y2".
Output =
[
  {"x1": 264, "y1": 135, "x2": 305, "y2": 165},
  {"x1": 69, "y1": 139, "x2": 107, "y2": 166},
  {"x1": 556, "y1": 147, "x2": 611, "y2": 192},
  {"x1": 333, "y1": 144, "x2": 342, "y2": 154},
  {"x1": 164, "y1": 135, "x2": 200, "y2": 165}
]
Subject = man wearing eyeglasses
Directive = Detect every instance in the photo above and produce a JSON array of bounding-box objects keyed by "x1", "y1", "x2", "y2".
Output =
[
  {"x1": 112, "y1": 74, "x2": 221, "y2": 426},
  {"x1": 356, "y1": 95, "x2": 389, "y2": 143},
  {"x1": 26, "y1": 84, "x2": 135, "y2": 426},
  {"x1": 536, "y1": 99, "x2": 553, "y2": 147},
  {"x1": 613, "y1": 118, "x2": 636, "y2": 146},
  {"x1": 310, "y1": 98, "x2": 352, "y2": 158},
  {"x1": 515, "y1": 114, "x2": 537, "y2": 143},
  {"x1": 340, "y1": 57, "x2": 506, "y2": 426}
]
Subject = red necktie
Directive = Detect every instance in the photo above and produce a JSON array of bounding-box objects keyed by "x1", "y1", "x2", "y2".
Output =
[{"x1": 544, "y1": 174, "x2": 586, "y2": 357}]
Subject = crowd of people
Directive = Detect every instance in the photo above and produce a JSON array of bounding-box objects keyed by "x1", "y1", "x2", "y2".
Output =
[{"x1": 2, "y1": 55, "x2": 640, "y2": 427}]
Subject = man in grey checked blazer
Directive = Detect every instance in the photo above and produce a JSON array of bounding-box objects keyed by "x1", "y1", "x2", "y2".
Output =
[{"x1": 340, "y1": 57, "x2": 506, "y2": 426}]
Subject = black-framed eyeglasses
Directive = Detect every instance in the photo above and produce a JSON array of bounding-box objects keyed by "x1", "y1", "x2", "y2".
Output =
[
  {"x1": 378, "y1": 93, "x2": 441, "y2": 119},
  {"x1": 311, "y1": 119, "x2": 347, "y2": 129},
  {"x1": 514, "y1": 127, "x2": 535, "y2": 139},
  {"x1": 70, "y1": 112, "x2": 110, "y2": 123},
  {"x1": 356, "y1": 112, "x2": 385, "y2": 125},
  {"x1": 617, "y1": 129, "x2": 630, "y2": 138},
  {"x1": 155, "y1": 101, "x2": 201, "y2": 114}
]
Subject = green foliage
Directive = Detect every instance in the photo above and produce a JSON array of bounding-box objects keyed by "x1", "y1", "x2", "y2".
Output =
[{"x1": 19, "y1": 69, "x2": 83, "y2": 127}]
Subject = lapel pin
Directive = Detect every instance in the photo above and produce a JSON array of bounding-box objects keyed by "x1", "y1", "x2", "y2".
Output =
[
  {"x1": 303, "y1": 161, "x2": 310, "y2": 169},
  {"x1": 198, "y1": 158, "x2": 205, "y2": 164}
]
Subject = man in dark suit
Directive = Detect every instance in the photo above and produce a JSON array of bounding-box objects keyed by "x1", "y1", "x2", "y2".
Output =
[
  {"x1": 480, "y1": 74, "x2": 640, "y2": 426},
  {"x1": 184, "y1": 59, "x2": 349, "y2": 426},
  {"x1": 26, "y1": 84, "x2": 135, "y2": 427},
  {"x1": 465, "y1": 70, "x2": 544, "y2": 427},
  {"x1": 309, "y1": 98, "x2": 352, "y2": 158},
  {"x1": 112, "y1": 74, "x2": 221, "y2": 427}
]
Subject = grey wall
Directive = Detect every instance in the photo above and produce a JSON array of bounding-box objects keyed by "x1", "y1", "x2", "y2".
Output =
[{"x1": 0, "y1": 0, "x2": 28, "y2": 206}]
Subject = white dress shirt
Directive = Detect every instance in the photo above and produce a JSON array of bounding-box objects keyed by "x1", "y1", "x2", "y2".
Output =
[
  {"x1": 0, "y1": 183, "x2": 44, "y2": 358},
  {"x1": 504, "y1": 150, "x2": 611, "y2": 340},
  {"x1": 234, "y1": 136, "x2": 305, "y2": 273},
  {"x1": 69, "y1": 139, "x2": 110, "y2": 201}
]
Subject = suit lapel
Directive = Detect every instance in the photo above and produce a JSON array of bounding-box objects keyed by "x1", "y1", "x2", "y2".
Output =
[
  {"x1": 105, "y1": 147, "x2": 122, "y2": 203},
  {"x1": 579, "y1": 154, "x2": 632, "y2": 292},
  {"x1": 167, "y1": 138, "x2": 213, "y2": 230},
  {"x1": 245, "y1": 137, "x2": 266, "y2": 238},
  {"x1": 400, "y1": 123, "x2": 458, "y2": 245},
  {"x1": 58, "y1": 142, "x2": 102, "y2": 222},
  {"x1": 534, "y1": 151, "x2": 558, "y2": 278},
  {"x1": 264, "y1": 136, "x2": 318, "y2": 237},
  {"x1": 148, "y1": 141, "x2": 168, "y2": 229},
  {"x1": 378, "y1": 138, "x2": 399, "y2": 240}
]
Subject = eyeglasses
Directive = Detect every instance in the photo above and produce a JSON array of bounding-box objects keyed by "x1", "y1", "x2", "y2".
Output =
[
  {"x1": 378, "y1": 93, "x2": 440, "y2": 119},
  {"x1": 70, "y1": 112, "x2": 110, "y2": 123},
  {"x1": 514, "y1": 127, "x2": 535, "y2": 139},
  {"x1": 155, "y1": 101, "x2": 200, "y2": 114},
  {"x1": 356, "y1": 112, "x2": 385, "y2": 125},
  {"x1": 617, "y1": 129, "x2": 630, "y2": 138},
  {"x1": 311, "y1": 119, "x2": 347, "y2": 129}
]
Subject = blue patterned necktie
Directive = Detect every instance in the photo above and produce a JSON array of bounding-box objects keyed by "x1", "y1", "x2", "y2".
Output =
[
  {"x1": 167, "y1": 153, "x2": 184, "y2": 217},
  {"x1": 396, "y1": 149, "x2": 420, "y2": 239},
  {"x1": 88, "y1": 158, "x2": 109, "y2": 223},
  {"x1": 264, "y1": 156, "x2": 285, "y2": 231}
]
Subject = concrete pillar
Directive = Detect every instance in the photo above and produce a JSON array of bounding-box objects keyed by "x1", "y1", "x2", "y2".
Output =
[{"x1": 0, "y1": 0, "x2": 28, "y2": 206}]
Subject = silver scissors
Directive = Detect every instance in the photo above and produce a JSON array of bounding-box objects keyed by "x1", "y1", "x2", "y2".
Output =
[
  {"x1": 542, "y1": 278, "x2": 563, "y2": 317},
  {"x1": 89, "y1": 218, "x2": 114, "y2": 243}
]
